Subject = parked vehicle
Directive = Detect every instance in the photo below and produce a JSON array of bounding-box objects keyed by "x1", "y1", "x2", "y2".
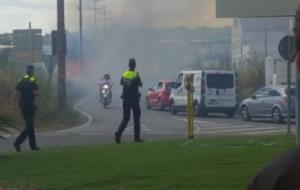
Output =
[
  {"x1": 146, "y1": 80, "x2": 176, "y2": 110},
  {"x1": 169, "y1": 70, "x2": 238, "y2": 117},
  {"x1": 239, "y1": 86, "x2": 296, "y2": 123}
]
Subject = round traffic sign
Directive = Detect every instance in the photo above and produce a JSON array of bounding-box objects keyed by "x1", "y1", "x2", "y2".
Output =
[{"x1": 278, "y1": 35, "x2": 296, "y2": 62}]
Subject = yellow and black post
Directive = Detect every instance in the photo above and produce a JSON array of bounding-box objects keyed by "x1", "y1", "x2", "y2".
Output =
[{"x1": 184, "y1": 74, "x2": 194, "y2": 139}]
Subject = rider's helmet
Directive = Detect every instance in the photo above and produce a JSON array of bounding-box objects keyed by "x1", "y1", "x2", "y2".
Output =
[{"x1": 104, "y1": 73, "x2": 110, "y2": 80}]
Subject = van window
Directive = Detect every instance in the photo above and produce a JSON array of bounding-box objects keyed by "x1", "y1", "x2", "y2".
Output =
[
  {"x1": 206, "y1": 74, "x2": 234, "y2": 89},
  {"x1": 177, "y1": 74, "x2": 183, "y2": 82},
  {"x1": 166, "y1": 82, "x2": 176, "y2": 90},
  {"x1": 177, "y1": 74, "x2": 183, "y2": 85}
]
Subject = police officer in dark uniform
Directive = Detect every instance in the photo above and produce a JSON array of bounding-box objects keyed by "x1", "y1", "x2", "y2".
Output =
[
  {"x1": 13, "y1": 65, "x2": 40, "y2": 152},
  {"x1": 115, "y1": 58, "x2": 143, "y2": 144}
]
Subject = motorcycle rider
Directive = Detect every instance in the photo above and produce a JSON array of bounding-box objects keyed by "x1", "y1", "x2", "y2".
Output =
[{"x1": 99, "y1": 73, "x2": 112, "y2": 102}]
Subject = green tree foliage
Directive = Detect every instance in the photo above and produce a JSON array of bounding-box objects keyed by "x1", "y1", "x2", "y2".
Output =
[{"x1": 237, "y1": 53, "x2": 265, "y2": 101}]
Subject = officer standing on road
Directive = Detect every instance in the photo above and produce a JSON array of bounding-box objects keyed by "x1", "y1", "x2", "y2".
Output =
[
  {"x1": 13, "y1": 65, "x2": 40, "y2": 152},
  {"x1": 115, "y1": 58, "x2": 143, "y2": 144}
]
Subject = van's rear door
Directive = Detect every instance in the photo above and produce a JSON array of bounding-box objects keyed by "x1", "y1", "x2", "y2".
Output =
[{"x1": 205, "y1": 72, "x2": 236, "y2": 108}]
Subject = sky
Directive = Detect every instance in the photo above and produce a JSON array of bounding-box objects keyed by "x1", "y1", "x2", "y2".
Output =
[{"x1": 0, "y1": 0, "x2": 232, "y2": 34}]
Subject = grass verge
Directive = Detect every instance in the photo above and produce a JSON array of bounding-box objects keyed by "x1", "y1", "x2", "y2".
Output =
[{"x1": 0, "y1": 135, "x2": 296, "y2": 190}]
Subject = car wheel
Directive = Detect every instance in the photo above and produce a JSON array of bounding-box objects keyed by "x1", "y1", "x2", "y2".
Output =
[
  {"x1": 241, "y1": 106, "x2": 251, "y2": 121},
  {"x1": 272, "y1": 108, "x2": 284, "y2": 124},
  {"x1": 170, "y1": 101, "x2": 177, "y2": 115},
  {"x1": 146, "y1": 98, "x2": 151, "y2": 109}
]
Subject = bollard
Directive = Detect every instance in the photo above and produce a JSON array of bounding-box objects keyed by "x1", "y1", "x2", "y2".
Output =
[{"x1": 184, "y1": 74, "x2": 194, "y2": 139}]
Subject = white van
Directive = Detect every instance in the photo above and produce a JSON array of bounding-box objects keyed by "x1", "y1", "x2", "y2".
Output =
[{"x1": 169, "y1": 70, "x2": 238, "y2": 117}]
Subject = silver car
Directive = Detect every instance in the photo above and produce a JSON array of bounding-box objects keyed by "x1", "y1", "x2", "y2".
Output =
[{"x1": 240, "y1": 86, "x2": 295, "y2": 123}]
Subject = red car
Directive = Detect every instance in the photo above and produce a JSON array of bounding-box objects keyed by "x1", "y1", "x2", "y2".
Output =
[{"x1": 146, "y1": 80, "x2": 175, "y2": 110}]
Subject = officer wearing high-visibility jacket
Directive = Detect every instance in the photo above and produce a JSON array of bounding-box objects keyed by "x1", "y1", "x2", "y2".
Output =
[
  {"x1": 115, "y1": 58, "x2": 143, "y2": 144},
  {"x1": 13, "y1": 65, "x2": 40, "y2": 152}
]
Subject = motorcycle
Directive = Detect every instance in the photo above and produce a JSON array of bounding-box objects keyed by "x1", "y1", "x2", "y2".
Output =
[{"x1": 100, "y1": 84, "x2": 112, "y2": 108}]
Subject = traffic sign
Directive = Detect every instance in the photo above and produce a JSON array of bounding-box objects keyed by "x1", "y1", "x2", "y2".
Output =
[
  {"x1": 278, "y1": 35, "x2": 296, "y2": 62},
  {"x1": 43, "y1": 55, "x2": 57, "y2": 74}
]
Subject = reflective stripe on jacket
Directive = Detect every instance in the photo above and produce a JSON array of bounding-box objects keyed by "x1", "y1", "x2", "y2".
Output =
[
  {"x1": 123, "y1": 70, "x2": 138, "y2": 80},
  {"x1": 20, "y1": 75, "x2": 36, "y2": 82}
]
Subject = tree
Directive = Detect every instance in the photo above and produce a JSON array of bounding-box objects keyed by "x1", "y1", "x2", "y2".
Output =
[{"x1": 238, "y1": 52, "x2": 265, "y2": 101}]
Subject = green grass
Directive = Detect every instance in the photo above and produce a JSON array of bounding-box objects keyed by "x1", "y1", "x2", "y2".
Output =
[{"x1": 0, "y1": 135, "x2": 296, "y2": 190}]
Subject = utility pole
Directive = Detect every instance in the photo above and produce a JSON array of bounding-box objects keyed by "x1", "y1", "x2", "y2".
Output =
[
  {"x1": 264, "y1": 28, "x2": 268, "y2": 58},
  {"x1": 57, "y1": 0, "x2": 67, "y2": 109},
  {"x1": 94, "y1": 0, "x2": 98, "y2": 33},
  {"x1": 28, "y1": 22, "x2": 33, "y2": 64},
  {"x1": 79, "y1": 0, "x2": 83, "y2": 71}
]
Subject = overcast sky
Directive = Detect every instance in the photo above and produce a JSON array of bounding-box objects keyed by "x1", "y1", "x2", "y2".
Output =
[{"x1": 0, "y1": 0, "x2": 232, "y2": 33}]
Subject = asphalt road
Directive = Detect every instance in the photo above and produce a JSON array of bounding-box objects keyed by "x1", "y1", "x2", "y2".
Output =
[{"x1": 0, "y1": 94, "x2": 296, "y2": 152}]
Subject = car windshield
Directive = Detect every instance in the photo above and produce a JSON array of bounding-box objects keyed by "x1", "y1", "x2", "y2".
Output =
[
  {"x1": 207, "y1": 74, "x2": 234, "y2": 89},
  {"x1": 285, "y1": 88, "x2": 296, "y2": 96}
]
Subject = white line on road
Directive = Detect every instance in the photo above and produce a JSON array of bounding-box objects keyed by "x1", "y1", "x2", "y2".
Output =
[
  {"x1": 199, "y1": 125, "x2": 273, "y2": 131},
  {"x1": 174, "y1": 118, "x2": 214, "y2": 124},
  {"x1": 198, "y1": 128, "x2": 287, "y2": 134},
  {"x1": 58, "y1": 97, "x2": 93, "y2": 133},
  {"x1": 242, "y1": 130, "x2": 295, "y2": 135}
]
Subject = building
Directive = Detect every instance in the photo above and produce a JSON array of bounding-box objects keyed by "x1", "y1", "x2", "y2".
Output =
[
  {"x1": 232, "y1": 17, "x2": 292, "y2": 66},
  {"x1": 265, "y1": 57, "x2": 296, "y2": 86},
  {"x1": 12, "y1": 29, "x2": 42, "y2": 64}
]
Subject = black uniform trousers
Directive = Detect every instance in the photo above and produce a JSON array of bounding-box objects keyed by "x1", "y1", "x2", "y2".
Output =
[
  {"x1": 15, "y1": 106, "x2": 37, "y2": 149},
  {"x1": 116, "y1": 99, "x2": 141, "y2": 140}
]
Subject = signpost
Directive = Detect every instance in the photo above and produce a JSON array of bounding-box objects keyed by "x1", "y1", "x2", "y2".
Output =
[
  {"x1": 278, "y1": 35, "x2": 296, "y2": 135},
  {"x1": 57, "y1": 0, "x2": 67, "y2": 109}
]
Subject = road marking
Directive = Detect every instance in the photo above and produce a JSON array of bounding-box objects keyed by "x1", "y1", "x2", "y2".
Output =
[
  {"x1": 174, "y1": 118, "x2": 213, "y2": 124},
  {"x1": 199, "y1": 125, "x2": 276, "y2": 131},
  {"x1": 173, "y1": 117, "x2": 290, "y2": 135},
  {"x1": 198, "y1": 128, "x2": 287, "y2": 134},
  {"x1": 242, "y1": 129, "x2": 296, "y2": 135},
  {"x1": 58, "y1": 97, "x2": 93, "y2": 133}
]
